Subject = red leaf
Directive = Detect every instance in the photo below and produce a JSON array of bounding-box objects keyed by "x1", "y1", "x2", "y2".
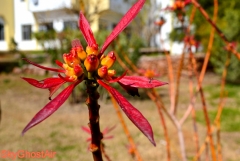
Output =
[
  {"x1": 48, "y1": 83, "x2": 65, "y2": 100},
  {"x1": 81, "y1": 126, "x2": 91, "y2": 134},
  {"x1": 22, "y1": 77, "x2": 65, "y2": 89},
  {"x1": 100, "y1": 0, "x2": 145, "y2": 55},
  {"x1": 79, "y1": 12, "x2": 97, "y2": 47},
  {"x1": 98, "y1": 80, "x2": 156, "y2": 146},
  {"x1": 118, "y1": 82, "x2": 140, "y2": 97},
  {"x1": 55, "y1": 60, "x2": 64, "y2": 68},
  {"x1": 22, "y1": 81, "x2": 80, "y2": 135},
  {"x1": 86, "y1": 137, "x2": 92, "y2": 142},
  {"x1": 102, "y1": 125, "x2": 116, "y2": 135},
  {"x1": 108, "y1": 71, "x2": 127, "y2": 83},
  {"x1": 58, "y1": 74, "x2": 76, "y2": 82},
  {"x1": 119, "y1": 76, "x2": 167, "y2": 88},
  {"x1": 23, "y1": 58, "x2": 64, "y2": 73},
  {"x1": 103, "y1": 135, "x2": 114, "y2": 140}
]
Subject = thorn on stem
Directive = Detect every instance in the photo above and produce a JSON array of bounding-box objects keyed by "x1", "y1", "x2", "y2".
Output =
[{"x1": 90, "y1": 143, "x2": 99, "y2": 152}]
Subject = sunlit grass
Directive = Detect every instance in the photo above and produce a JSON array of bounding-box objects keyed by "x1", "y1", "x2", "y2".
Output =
[
  {"x1": 196, "y1": 108, "x2": 240, "y2": 132},
  {"x1": 1, "y1": 73, "x2": 240, "y2": 160}
]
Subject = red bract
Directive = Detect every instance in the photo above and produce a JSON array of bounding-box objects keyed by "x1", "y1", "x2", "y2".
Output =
[
  {"x1": 118, "y1": 76, "x2": 167, "y2": 88},
  {"x1": 99, "y1": 0, "x2": 145, "y2": 56},
  {"x1": 22, "y1": 80, "x2": 81, "y2": 134},
  {"x1": 98, "y1": 80, "x2": 157, "y2": 146},
  {"x1": 22, "y1": 0, "x2": 166, "y2": 146}
]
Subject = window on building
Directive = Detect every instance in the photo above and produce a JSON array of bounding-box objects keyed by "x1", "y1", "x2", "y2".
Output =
[
  {"x1": 112, "y1": 23, "x2": 117, "y2": 29},
  {"x1": 32, "y1": 0, "x2": 38, "y2": 5},
  {"x1": 39, "y1": 22, "x2": 53, "y2": 32},
  {"x1": 0, "y1": 18, "x2": 4, "y2": 40},
  {"x1": 22, "y1": 25, "x2": 32, "y2": 40},
  {"x1": 63, "y1": 21, "x2": 78, "y2": 30},
  {"x1": 99, "y1": 19, "x2": 108, "y2": 30}
]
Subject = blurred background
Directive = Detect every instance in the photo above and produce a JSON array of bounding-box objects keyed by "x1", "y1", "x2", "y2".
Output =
[{"x1": 1, "y1": 0, "x2": 240, "y2": 161}]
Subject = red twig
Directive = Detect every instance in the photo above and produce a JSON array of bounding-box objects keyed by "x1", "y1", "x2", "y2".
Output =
[
  {"x1": 122, "y1": 51, "x2": 139, "y2": 72},
  {"x1": 165, "y1": 51, "x2": 176, "y2": 114},
  {"x1": 187, "y1": 54, "x2": 200, "y2": 161},
  {"x1": 199, "y1": 0, "x2": 218, "y2": 84},
  {"x1": 114, "y1": 50, "x2": 133, "y2": 75},
  {"x1": 189, "y1": 50, "x2": 217, "y2": 161},
  {"x1": 118, "y1": 48, "x2": 172, "y2": 161},
  {"x1": 174, "y1": 5, "x2": 197, "y2": 113},
  {"x1": 214, "y1": 53, "x2": 231, "y2": 161}
]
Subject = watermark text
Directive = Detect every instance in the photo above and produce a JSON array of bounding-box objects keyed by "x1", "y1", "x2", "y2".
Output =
[{"x1": 0, "y1": 150, "x2": 56, "y2": 160}]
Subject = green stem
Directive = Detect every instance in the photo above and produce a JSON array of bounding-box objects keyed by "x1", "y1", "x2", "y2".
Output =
[{"x1": 85, "y1": 79, "x2": 103, "y2": 161}]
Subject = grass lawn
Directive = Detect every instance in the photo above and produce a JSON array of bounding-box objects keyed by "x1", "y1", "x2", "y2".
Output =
[{"x1": 0, "y1": 72, "x2": 240, "y2": 161}]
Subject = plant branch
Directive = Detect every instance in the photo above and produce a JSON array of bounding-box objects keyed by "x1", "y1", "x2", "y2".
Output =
[
  {"x1": 191, "y1": 0, "x2": 240, "y2": 60},
  {"x1": 199, "y1": 0, "x2": 218, "y2": 84},
  {"x1": 214, "y1": 52, "x2": 231, "y2": 161},
  {"x1": 189, "y1": 51, "x2": 217, "y2": 161},
  {"x1": 86, "y1": 79, "x2": 103, "y2": 161}
]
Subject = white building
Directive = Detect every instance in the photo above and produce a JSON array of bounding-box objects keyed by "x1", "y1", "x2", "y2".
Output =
[{"x1": 0, "y1": 0, "x2": 134, "y2": 51}]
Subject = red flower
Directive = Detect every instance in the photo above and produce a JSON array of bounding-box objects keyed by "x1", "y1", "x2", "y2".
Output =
[
  {"x1": 138, "y1": 69, "x2": 160, "y2": 78},
  {"x1": 22, "y1": 0, "x2": 166, "y2": 146},
  {"x1": 184, "y1": 36, "x2": 200, "y2": 50},
  {"x1": 163, "y1": 0, "x2": 191, "y2": 11}
]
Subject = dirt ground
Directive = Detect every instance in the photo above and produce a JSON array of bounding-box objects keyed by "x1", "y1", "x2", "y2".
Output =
[{"x1": 0, "y1": 73, "x2": 240, "y2": 161}]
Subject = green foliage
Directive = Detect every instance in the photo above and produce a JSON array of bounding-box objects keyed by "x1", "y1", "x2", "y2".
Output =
[
  {"x1": 191, "y1": 0, "x2": 240, "y2": 83},
  {"x1": 196, "y1": 108, "x2": 240, "y2": 132},
  {"x1": 33, "y1": 29, "x2": 86, "y2": 64},
  {"x1": 168, "y1": 1, "x2": 240, "y2": 82},
  {"x1": 169, "y1": 26, "x2": 186, "y2": 43}
]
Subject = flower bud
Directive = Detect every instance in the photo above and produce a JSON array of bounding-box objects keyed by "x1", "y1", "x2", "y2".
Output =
[
  {"x1": 144, "y1": 69, "x2": 155, "y2": 79},
  {"x1": 64, "y1": 66, "x2": 77, "y2": 80},
  {"x1": 98, "y1": 66, "x2": 108, "y2": 78},
  {"x1": 108, "y1": 70, "x2": 116, "y2": 77},
  {"x1": 73, "y1": 64, "x2": 83, "y2": 76},
  {"x1": 101, "y1": 51, "x2": 116, "y2": 69},
  {"x1": 75, "y1": 47, "x2": 87, "y2": 61},
  {"x1": 86, "y1": 44, "x2": 98, "y2": 56},
  {"x1": 84, "y1": 54, "x2": 99, "y2": 72},
  {"x1": 63, "y1": 52, "x2": 80, "y2": 67}
]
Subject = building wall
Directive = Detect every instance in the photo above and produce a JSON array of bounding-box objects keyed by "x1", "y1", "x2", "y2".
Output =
[
  {"x1": 14, "y1": 0, "x2": 73, "y2": 51},
  {"x1": 14, "y1": 0, "x2": 40, "y2": 50},
  {"x1": 0, "y1": 0, "x2": 14, "y2": 51},
  {"x1": 91, "y1": 0, "x2": 109, "y2": 32},
  {"x1": 29, "y1": 0, "x2": 71, "y2": 12},
  {"x1": 0, "y1": 0, "x2": 132, "y2": 51},
  {"x1": 87, "y1": 0, "x2": 131, "y2": 32}
]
